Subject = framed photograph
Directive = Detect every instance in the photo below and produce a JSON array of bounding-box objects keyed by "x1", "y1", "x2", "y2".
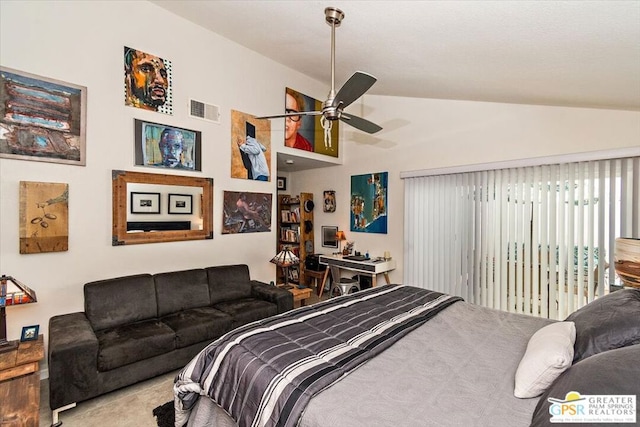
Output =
[
  {"x1": 134, "y1": 119, "x2": 201, "y2": 171},
  {"x1": 20, "y1": 325, "x2": 39, "y2": 342},
  {"x1": 0, "y1": 67, "x2": 87, "y2": 166},
  {"x1": 322, "y1": 226, "x2": 339, "y2": 248},
  {"x1": 277, "y1": 177, "x2": 287, "y2": 190},
  {"x1": 168, "y1": 193, "x2": 193, "y2": 214},
  {"x1": 130, "y1": 192, "x2": 160, "y2": 214}
]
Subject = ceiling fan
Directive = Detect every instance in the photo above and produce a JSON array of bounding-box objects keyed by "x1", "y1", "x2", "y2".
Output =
[{"x1": 257, "y1": 7, "x2": 382, "y2": 134}]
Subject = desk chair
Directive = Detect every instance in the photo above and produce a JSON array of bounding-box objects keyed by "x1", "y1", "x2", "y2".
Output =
[{"x1": 328, "y1": 266, "x2": 360, "y2": 297}]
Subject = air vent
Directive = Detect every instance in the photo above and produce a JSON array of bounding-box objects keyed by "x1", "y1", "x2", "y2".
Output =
[{"x1": 189, "y1": 99, "x2": 220, "y2": 124}]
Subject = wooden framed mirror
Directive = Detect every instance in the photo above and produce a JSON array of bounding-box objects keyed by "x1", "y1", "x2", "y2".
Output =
[{"x1": 112, "y1": 170, "x2": 213, "y2": 245}]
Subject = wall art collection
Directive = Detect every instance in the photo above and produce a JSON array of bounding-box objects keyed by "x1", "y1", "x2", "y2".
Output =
[{"x1": 4, "y1": 46, "x2": 379, "y2": 251}]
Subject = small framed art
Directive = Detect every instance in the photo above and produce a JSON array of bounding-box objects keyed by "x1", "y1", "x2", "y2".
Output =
[
  {"x1": 20, "y1": 325, "x2": 39, "y2": 342},
  {"x1": 322, "y1": 226, "x2": 339, "y2": 248},
  {"x1": 130, "y1": 192, "x2": 161, "y2": 214},
  {"x1": 277, "y1": 177, "x2": 287, "y2": 191},
  {"x1": 168, "y1": 193, "x2": 193, "y2": 214}
]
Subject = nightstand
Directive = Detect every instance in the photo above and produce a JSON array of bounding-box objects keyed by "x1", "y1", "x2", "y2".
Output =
[{"x1": 0, "y1": 335, "x2": 44, "y2": 427}]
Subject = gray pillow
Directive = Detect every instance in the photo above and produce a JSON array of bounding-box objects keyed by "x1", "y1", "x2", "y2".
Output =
[
  {"x1": 565, "y1": 288, "x2": 640, "y2": 363},
  {"x1": 530, "y1": 344, "x2": 640, "y2": 427}
]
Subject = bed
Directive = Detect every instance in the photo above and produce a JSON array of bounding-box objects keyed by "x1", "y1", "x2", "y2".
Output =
[{"x1": 173, "y1": 285, "x2": 640, "y2": 427}]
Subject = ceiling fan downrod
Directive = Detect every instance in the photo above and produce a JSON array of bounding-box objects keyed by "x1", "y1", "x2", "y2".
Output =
[{"x1": 323, "y1": 7, "x2": 344, "y2": 120}]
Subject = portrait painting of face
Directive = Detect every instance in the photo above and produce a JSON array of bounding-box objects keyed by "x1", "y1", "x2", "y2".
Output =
[
  {"x1": 134, "y1": 119, "x2": 201, "y2": 171},
  {"x1": 124, "y1": 46, "x2": 173, "y2": 114},
  {"x1": 284, "y1": 87, "x2": 339, "y2": 158}
]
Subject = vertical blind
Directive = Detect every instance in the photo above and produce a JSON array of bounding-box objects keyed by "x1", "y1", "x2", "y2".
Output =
[{"x1": 403, "y1": 156, "x2": 639, "y2": 320}]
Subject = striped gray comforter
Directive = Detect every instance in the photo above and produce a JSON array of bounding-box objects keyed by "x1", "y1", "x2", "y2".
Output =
[{"x1": 174, "y1": 285, "x2": 462, "y2": 427}]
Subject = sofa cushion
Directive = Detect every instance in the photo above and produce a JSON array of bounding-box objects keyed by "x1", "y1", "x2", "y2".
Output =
[
  {"x1": 161, "y1": 307, "x2": 233, "y2": 348},
  {"x1": 85, "y1": 274, "x2": 157, "y2": 331},
  {"x1": 206, "y1": 265, "x2": 252, "y2": 304},
  {"x1": 213, "y1": 298, "x2": 278, "y2": 328},
  {"x1": 155, "y1": 269, "x2": 211, "y2": 317},
  {"x1": 95, "y1": 319, "x2": 175, "y2": 371}
]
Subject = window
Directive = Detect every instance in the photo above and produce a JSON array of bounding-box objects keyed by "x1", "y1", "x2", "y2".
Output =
[{"x1": 402, "y1": 154, "x2": 639, "y2": 320}]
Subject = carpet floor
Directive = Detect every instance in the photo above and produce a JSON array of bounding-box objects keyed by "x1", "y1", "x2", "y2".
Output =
[{"x1": 153, "y1": 401, "x2": 175, "y2": 427}]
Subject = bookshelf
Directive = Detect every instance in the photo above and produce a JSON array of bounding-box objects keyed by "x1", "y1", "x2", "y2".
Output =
[{"x1": 276, "y1": 193, "x2": 314, "y2": 286}]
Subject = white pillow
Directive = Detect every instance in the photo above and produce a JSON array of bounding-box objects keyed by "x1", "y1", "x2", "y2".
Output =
[{"x1": 514, "y1": 321, "x2": 576, "y2": 399}]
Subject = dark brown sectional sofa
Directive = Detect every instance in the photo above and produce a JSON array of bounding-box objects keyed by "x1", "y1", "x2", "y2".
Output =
[{"x1": 47, "y1": 264, "x2": 292, "y2": 425}]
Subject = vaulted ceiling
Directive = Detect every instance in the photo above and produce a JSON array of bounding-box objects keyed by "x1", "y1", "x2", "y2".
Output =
[{"x1": 151, "y1": 1, "x2": 640, "y2": 111}]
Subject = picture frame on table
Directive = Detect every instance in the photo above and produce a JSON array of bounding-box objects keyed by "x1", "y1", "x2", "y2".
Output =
[
  {"x1": 20, "y1": 325, "x2": 39, "y2": 342},
  {"x1": 168, "y1": 193, "x2": 193, "y2": 214},
  {"x1": 130, "y1": 192, "x2": 161, "y2": 214}
]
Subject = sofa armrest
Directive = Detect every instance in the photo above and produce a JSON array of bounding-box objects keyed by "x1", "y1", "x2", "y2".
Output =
[
  {"x1": 251, "y1": 280, "x2": 293, "y2": 313},
  {"x1": 48, "y1": 312, "x2": 100, "y2": 410}
]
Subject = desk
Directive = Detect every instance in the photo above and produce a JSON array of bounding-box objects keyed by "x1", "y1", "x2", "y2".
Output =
[
  {"x1": 0, "y1": 335, "x2": 44, "y2": 427},
  {"x1": 318, "y1": 254, "x2": 397, "y2": 298}
]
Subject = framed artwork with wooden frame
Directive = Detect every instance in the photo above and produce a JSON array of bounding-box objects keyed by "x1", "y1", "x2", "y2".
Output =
[
  {"x1": 112, "y1": 170, "x2": 213, "y2": 245},
  {"x1": 0, "y1": 67, "x2": 87, "y2": 166}
]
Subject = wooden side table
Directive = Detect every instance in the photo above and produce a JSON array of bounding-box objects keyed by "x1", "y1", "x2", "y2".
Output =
[
  {"x1": 0, "y1": 335, "x2": 44, "y2": 427},
  {"x1": 278, "y1": 285, "x2": 312, "y2": 306}
]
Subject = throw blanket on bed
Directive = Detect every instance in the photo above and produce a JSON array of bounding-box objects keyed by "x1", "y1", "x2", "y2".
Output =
[{"x1": 174, "y1": 285, "x2": 462, "y2": 427}]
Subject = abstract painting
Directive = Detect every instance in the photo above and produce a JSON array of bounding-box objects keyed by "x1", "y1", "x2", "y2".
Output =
[
  {"x1": 222, "y1": 191, "x2": 272, "y2": 234},
  {"x1": 124, "y1": 46, "x2": 173, "y2": 115},
  {"x1": 0, "y1": 67, "x2": 87, "y2": 165},
  {"x1": 19, "y1": 181, "x2": 69, "y2": 254},
  {"x1": 350, "y1": 172, "x2": 388, "y2": 234}
]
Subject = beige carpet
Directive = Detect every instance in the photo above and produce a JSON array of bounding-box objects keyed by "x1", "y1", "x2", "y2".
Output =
[
  {"x1": 38, "y1": 290, "x2": 329, "y2": 426},
  {"x1": 39, "y1": 370, "x2": 177, "y2": 427}
]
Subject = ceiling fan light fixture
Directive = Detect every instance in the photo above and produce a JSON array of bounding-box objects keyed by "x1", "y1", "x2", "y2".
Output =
[{"x1": 256, "y1": 6, "x2": 382, "y2": 134}]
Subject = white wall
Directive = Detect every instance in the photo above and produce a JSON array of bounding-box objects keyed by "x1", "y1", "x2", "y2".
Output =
[
  {"x1": 1, "y1": 1, "x2": 639, "y2": 377},
  {"x1": 0, "y1": 0, "x2": 327, "y2": 369},
  {"x1": 293, "y1": 95, "x2": 640, "y2": 284}
]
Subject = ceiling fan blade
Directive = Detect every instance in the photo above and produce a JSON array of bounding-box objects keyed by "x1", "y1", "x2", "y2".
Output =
[
  {"x1": 332, "y1": 71, "x2": 377, "y2": 109},
  {"x1": 340, "y1": 112, "x2": 383, "y2": 134},
  {"x1": 255, "y1": 110, "x2": 323, "y2": 120}
]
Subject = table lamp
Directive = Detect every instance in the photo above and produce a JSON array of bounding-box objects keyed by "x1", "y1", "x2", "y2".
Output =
[
  {"x1": 336, "y1": 230, "x2": 346, "y2": 255},
  {"x1": 271, "y1": 248, "x2": 300, "y2": 289},
  {"x1": 0, "y1": 275, "x2": 37, "y2": 353}
]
